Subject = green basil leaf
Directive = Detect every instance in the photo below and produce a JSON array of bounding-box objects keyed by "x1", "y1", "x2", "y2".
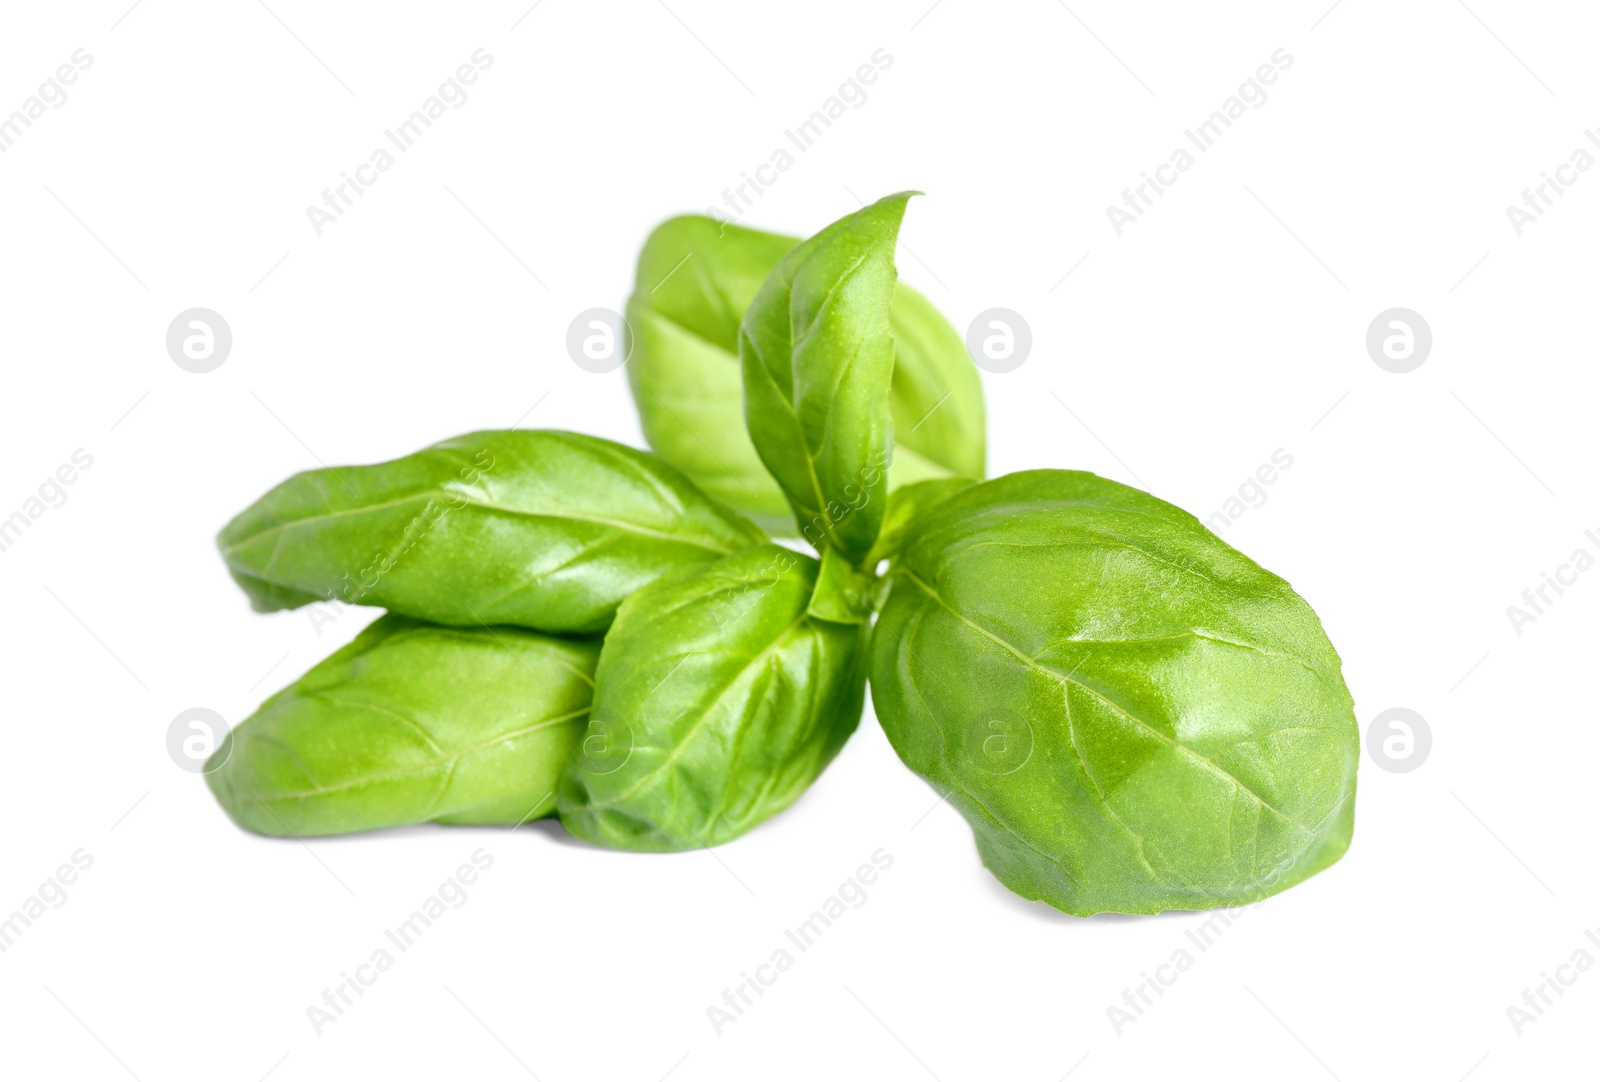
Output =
[
  {"x1": 806, "y1": 545, "x2": 880, "y2": 625},
  {"x1": 740, "y1": 192, "x2": 915, "y2": 562},
  {"x1": 206, "y1": 615, "x2": 598, "y2": 836},
  {"x1": 627, "y1": 212, "x2": 979, "y2": 534},
  {"x1": 628, "y1": 213, "x2": 985, "y2": 537},
  {"x1": 869, "y1": 470, "x2": 1358, "y2": 915},
  {"x1": 864, "y1": 476, "x2": 975, "y2": 568},
  {"x1": 558, "y1": 543, "x2": 868, "y2": 851},
  {"x1": 885, "y1": 286, "x2": 986, "y2": 482},
  {"x1": 627, "y1": 217, "x2": 979, "y2": 537},
  {"x1": 218, "y1": 430, "x2": 766, "y2": 634},
  {"x1": 626, "y1": 216, "x2": 798, "y2": 533}
]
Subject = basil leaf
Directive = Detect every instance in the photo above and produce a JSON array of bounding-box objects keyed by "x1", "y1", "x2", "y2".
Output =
[
  {"x1": 626, "y1": 216, "x2": 798, "y2": 533},
  {"x1": 806, "y1": 545, "x2": 880, "y2": 625},
  {"x1": 885, "y1": 286, "x2": 986, "y2": 482},
  {"x1": 629, "y1": 213, "x2": 985, "y2": 538},
  {"x1": 206, "y1": 615, "x2": 598, "y2": 836},
  {"x1": 558, "y1": 543, "x2": 868, "y2": 851},
  {"x1": 740, "y1": 192, "x2": 915, "y2": 562},
  {"x1": 870, "y1": 470, "x2": 1358, "y2": 915},
  {"x1": 218, "y1": 430, "x2": 765, "y2": 634},
  {"x1": 865, "y1": 476, "x2": 975, "y2": 567}
]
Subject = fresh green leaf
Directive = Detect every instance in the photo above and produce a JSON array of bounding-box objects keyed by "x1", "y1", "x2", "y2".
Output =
[
  {"x1": 885, "y1": 287, "x2": 986, "y2": 482},
  {"x1": 626, "y1": 216, "x2": 798, "y2": 532},
  {"x1": 217, "y1": 430, "x2": 766, "y2": 634},
  {"x1": 558, "y1": 543, "x2": 868, "y2": 851},
  {"x1": 806, "y1": 545, "x2": 880, "y2": 624},
  {"x1": 206, "y1": 615, "x2": 598, "y2": 836},
  {"x1": 627, "y1": 213, "x2": 986, "y2": 536},
  {"x1": 740, "y1": 192, "x2": 913, "y2": 561},
  {"x1": 869, "y1": 470, "x2": 1358, "y2": 916},
  {"x1": 865, "y1": 476, "x2": 975, "y2": 567}
]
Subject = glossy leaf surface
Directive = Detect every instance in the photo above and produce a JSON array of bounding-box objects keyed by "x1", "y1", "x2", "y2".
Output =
[
  {"x1": 870, "y1": 470, "x2": 1358, "y2": 915},
  {"x1": 865, "y1": 476, "x2": 975, "y2": 567},
  {"x1": 884, "y1": 286, "x2": 985, "y2": 483},
  {"x1": 626, "y1": 216, "x2": 797, "y2": 531},
  {"x1": 218, "y1": 430, "x2": 765, "y2": 634},
  {"x1": 740, "y1": 193, "x2": 914, "y2": 561},
  {"x1": 806, "y1": 545, "x2": 880, "y2": 625},
  {"x1": 629, "y1": 205, "x2": 984, "y2": 543},
  {"x1": 207, "y1": 616, "x2": 598, "y2": 836},
  {"x1": 558, "y1": 543, "x2": 868, "y2": 851}
]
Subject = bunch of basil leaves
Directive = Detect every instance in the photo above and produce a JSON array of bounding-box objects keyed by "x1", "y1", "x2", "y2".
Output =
[{"x1": 210, "y1": 192, "x2": 1358, "y2": 916}]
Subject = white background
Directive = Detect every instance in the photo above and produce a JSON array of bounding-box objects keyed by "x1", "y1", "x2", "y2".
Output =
[{"x1": 0, "y1": 1, "x2": 1594, "y2": 1079}]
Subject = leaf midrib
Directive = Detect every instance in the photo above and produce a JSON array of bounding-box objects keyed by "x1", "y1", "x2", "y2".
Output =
[
  {"x1": 901, "y1": 569, "x2": 1313, "y2": 832},
  {"x1": 235, "y1": 705, "x2": 590, "y2": 805},
  {"x1": 221, "y1": 491, "x2": 742, "y2": 558},
  {"x1": 578, "y1": 612, "x2": 812, "y2": 814}
]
